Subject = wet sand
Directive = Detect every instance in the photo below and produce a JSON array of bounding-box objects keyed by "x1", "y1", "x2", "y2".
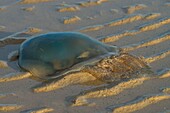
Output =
[{"x1": 0, "y1": 0, "x2": 170, "y2": 113}]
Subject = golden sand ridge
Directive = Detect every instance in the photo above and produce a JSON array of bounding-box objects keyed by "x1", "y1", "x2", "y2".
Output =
[
  {"x1": 0, "y1": 104, "x2": 22, "y2": 112},
  {"x1": 139, "y1": 18, "x2": 170, "y2": 32},
  {"x1": 159, "y1": 70, "x2": 170, "y2": 79},
  {"x1": 22, "y1": 107, "x2": 54, "y2": 113},
  {"x1": 78, "y1": 13, "x2": 160, "y2": 32},
  {"x1": 23, "y1": 27, "x2": 42, "y2": 35},
  {"x1": 144, "y1": 13, "x2": 161, "y2": 20},
  {"x1": 100, "y1": 30, "x2": 140, "y2": 43},
  {"x1": 63, "y1": 16, "x2": 81, "y2": 24},
  {"x1": 78, "y1": 0, "x2": 108, "y2": 7},
  {"x1": 145, "y1": 50, "x2": 170, "y2": 64},
  {"x1": 122, "y1": 4, "x2": 147, "y2": 14},
  {"x1": 21, "y1": 6, "x2": 35, "y2": 12},
  {"x1": 19, "y1": 0, "x2": 53, "y2": 4},
  {"x1": 122, "y1": 32, "x2": 170, "y2": 52},
  {"x1": 107, "y1": 14, "x2": 144, "y2": 27},
  {"x1": 78, "y1": 25, "x2": 104, "y2": 32},
  {"x1": 111, "y1": 94, "x2": 170, "y2": 113},
  {"x1": 57, "y1": 5, "x2": 80, "y2": 12},
  {"x1": 162, "y1": 88, "x2": 170, "y2": 94}
]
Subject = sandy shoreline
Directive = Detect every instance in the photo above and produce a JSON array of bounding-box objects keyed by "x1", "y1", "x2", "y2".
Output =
[{"x1": 0, "y1": 0, "x2": 170, "y2": 113}]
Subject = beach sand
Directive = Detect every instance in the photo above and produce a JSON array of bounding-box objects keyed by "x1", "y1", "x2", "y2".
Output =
[{"x1": 0, "y1": 0, "x2": 170, "y2": 113}]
